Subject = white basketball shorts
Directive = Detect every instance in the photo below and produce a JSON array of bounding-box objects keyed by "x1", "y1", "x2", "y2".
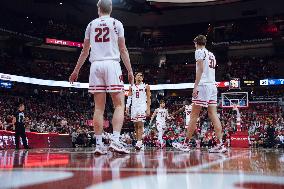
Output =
[
  {"x1": 156, "y1": 122, "x2": 166, "y2": 132},
  {"x1": 192, "y1": 84, "x2": 217, "y2": 107},
  {"x1": 131, "y1": 105, "x2": 147, "y2": 123},
  {"x1": 88, "y1": 60, "x2": 124, "y2": 93}
]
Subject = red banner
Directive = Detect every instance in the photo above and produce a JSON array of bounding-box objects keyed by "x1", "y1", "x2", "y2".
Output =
[
  {"x1": 216, "y1": 81, "x2": 230, "y2": 88},
  {"x1": 0, "y1": 130, "x2": 72, "y2": 149},
  {"x1": 46, "y1": 38, "x2": 83, "y2": 48}
]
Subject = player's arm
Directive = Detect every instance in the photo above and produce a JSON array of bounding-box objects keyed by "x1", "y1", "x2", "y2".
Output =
[
  {"x1": 69, "y1": 23, "x2": 91, "y2": 83},
  {"x1": 117, "y1": 22, "x2": 134, "y2": 85},
  {"x1": 146, "y1": 84, "x2": 151, "y2": 116},
  {"x1": 150, "y1": 109, "x2": 158, "y2": 125},
  {"x1": 125, "y1": 86, "x2": 132, "y2": 115},
  {"x1": 171, "y1": 106, "x2": 185, "y2": 117},
  {"x1": 193, "y1": 50, "x2": 204, "y2": 98},
  {"x1": 166, "y1": 109, "x2": 173, "y2": 120},
  {"x1": 194, "y1": 59, "x2": 204, "y2": 88}
]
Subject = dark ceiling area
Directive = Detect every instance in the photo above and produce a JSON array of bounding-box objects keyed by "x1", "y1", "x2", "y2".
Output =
[
  {"x1": 0, "y1": 0, "x2": 283, "y2": 28},
  {"x1": 1, "y1": 0, "x2": 244, "y2": 15}
]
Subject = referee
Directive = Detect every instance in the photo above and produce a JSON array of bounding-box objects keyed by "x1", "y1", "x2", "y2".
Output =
[{"x1": 13, "y1": 103, "x2": 30, "y2": 150}]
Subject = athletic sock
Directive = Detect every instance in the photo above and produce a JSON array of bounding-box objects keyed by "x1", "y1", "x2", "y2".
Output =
[
  {"x1": 113, "y1": 131, "x2": 120, "y2": 143},
  {"x1": 96, "y1": 135, "x2": 103, "y2": 147}
]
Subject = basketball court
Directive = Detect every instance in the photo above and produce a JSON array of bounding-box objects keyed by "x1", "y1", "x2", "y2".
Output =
[{"x1": 0, "y1": 148, "x2": 284, "y2": 189}]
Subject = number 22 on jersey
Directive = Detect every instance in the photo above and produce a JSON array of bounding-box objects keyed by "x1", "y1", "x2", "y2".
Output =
[{"x1": 95, "y1": 27, "x2": 110, "y2": 43}]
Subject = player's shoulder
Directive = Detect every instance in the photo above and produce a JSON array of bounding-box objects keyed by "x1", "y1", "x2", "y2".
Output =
[
  {"x1": 195, "y1": 48, "x2": 204, "y2": 54},
  {"x1": 112, "y1": 17, "x2": 123, "y2": 24},
  {"x1": 208, "y1": 51, "x2": 215, "y2": 57},
  {"x1": 111, "y1": 17, "x2": 123, "y2": 26},
  {"x1": 86, "y1": 19, "x2": 97, "y2": 28},
  {"x1": 89, "y1": 18, "x2": 98, "y2": 24}
]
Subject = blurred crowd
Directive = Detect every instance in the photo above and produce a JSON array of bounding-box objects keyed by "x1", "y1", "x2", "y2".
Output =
[
  {"x1": 222, "y1": 56, "x2": 279, "y2": 81},
  {"x1": 0, "y1": 92, "x2": 93, "y2": 135},
  {"x1": 1, "y1": 91, "x2": 283, "y2": 148},
  {"x1": 1, "y1": 47, "x2": 284, "y2": 86}
]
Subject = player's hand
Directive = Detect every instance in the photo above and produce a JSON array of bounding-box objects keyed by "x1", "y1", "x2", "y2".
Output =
[
  {"x1": 69, "y1": 71, "x2": 79, "y2": 84},
  {"x1": 128, "y1": 71, "x2": 134, "y2": 85},
  {"x1": 125, "y1": 107, "x2": 130, "y2": 115},
  {"x1": 192, "y1": 86, "x2": 198, "y2": 99},
  {"x1": 146, "y1": 108, "x2": 150, "y2": 116}
]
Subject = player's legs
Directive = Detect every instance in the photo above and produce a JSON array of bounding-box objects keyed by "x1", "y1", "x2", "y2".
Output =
[
  {"x1": 135, "y1": 121, "x2": 144, "y2": 150},
  {"x1": 132, "y1": 107, "x2": 145, "y2": 150},
  {"x1": 110, "y1": 92, "x2": 125, "y2": 142},
  {"x1": 20, "y1": 129, "x2": 29, "y2": 149},
  {"x1": 109, "y1": 92, "x2": 130, "y2": 154},
  {"x1": 134, "y1": 122, "x2": 138, "y2": 139},
  {"x1": 93, "y1": 93, "x2": 106, "y2": 146},
  {"x1": 208, "y1": 85, "x2": 227, "y2": 153},
  {"x1": 134, "y1": 121, "x2": 143, "y2": 141},
  {"x1": 208, "y1": 106, "x2": 223, "y2": 143},
  {"x1": 208, "y1": 106, "x2": 227, "y2": 153},
  {"x1": 15, "y1": 130, "x2": 20, "y2": 149},
  {"x1": 158, "y1": 129, "x2": 163, "y2": 143},
  {"x1": 186, "y1": 104, "x2": 202, "y2": 139},
  {"x1": 156, "y1": 123, "x2": 165, "y2": 148}
]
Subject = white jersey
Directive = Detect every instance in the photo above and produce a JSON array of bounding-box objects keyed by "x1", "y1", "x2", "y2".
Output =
[
  {"x1": 195, "y1": 48, "x2": 216, "y2": 85},
  {"x1": 85, "y1": 15, "x2": 124, "y2": 62},
  {"x1": 131, "y1": 83, "x2": 147, "y2": 108},
  {"x1": 185, "y1": 104, "x2": 192, "y2": 121},
  {"x1": 156, "y1": 108, "x2": 169, "y2": 124}
]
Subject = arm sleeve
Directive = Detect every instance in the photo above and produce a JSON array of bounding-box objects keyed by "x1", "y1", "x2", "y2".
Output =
[
  {"x1": 85, "y1": 23, "x2": 91, "y2": 40},
  {"x1": 117, "y1": 21, "x2": 124, "y2": 38},
  {"x1": 195, "y1": 49, "x2": 205, "y2": 61}
]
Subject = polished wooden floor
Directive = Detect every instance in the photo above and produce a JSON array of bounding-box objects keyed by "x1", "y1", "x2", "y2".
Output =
[{"x1": 0, "y1": 148, "x2": 283, "y2": 189}]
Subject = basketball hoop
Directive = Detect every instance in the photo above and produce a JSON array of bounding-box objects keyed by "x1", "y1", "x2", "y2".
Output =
[{"x1": 221, "y1": 92, "x2": 249, "y2": 108}]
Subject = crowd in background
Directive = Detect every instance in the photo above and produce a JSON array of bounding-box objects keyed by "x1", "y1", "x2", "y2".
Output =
[
  {"x1": 1, "y1": 90, "x2": 283, "y2": 148},
  {"x1": 1, "y1": 47, "x2": 284, "y2": 86}
]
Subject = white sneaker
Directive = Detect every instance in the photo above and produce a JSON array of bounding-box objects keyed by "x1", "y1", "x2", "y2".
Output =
[
  {"x1": 209, "y1": 144, "x2": 227, "y2": 153},
  {"x1": 94, "y1": 145, "x2": 107, "y2": 155},
  {"x1": 109, "y1": 140, "x2": 130, "y2": 154},
  {"x1": 135, "y1": 142, "x2": 145, "y2": 151},
  {"x1": 172, "y1": 142, "x2": 191, "y2": 152},
  {"x1": 172, "y1": 142, "x2": 180, "y2": 149}
]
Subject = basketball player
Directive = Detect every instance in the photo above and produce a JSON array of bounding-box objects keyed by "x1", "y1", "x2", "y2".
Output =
[
  {"x1": 69, "y1": 0, "x2": 134, "y2": 155},
  {"x1": 126, "y1": 72, "x2": 151, "y2": 151},
  {"x1": 172, "y1": 99, "x2": 192, "y2": 129},
  {"x1": 150, "y1": 100, "x2": 171, "y2": 148},
  {"x1": 176, "y1": 35, "x2": 227, "y2": 153},
  {"x1": 171, "y1": 100, "x2": 192, "y2": 151}
]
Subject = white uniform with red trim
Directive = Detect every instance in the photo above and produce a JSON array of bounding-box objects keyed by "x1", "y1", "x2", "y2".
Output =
[
  {"x1": 85, "y1": 15, "x2": 125, "y2": 93},
  {"x1": 131, "y1": 83, "x2": 147, "y2": 122},
  {"x1": 192, "y1": 49, "x2": 217, "y2": 107},
  {"x1": 156, "y1": 108, "x2": 169, "y2": 131},
  {"x1": 185, "y1": 104, "x2": 192, "y2": 128}
]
